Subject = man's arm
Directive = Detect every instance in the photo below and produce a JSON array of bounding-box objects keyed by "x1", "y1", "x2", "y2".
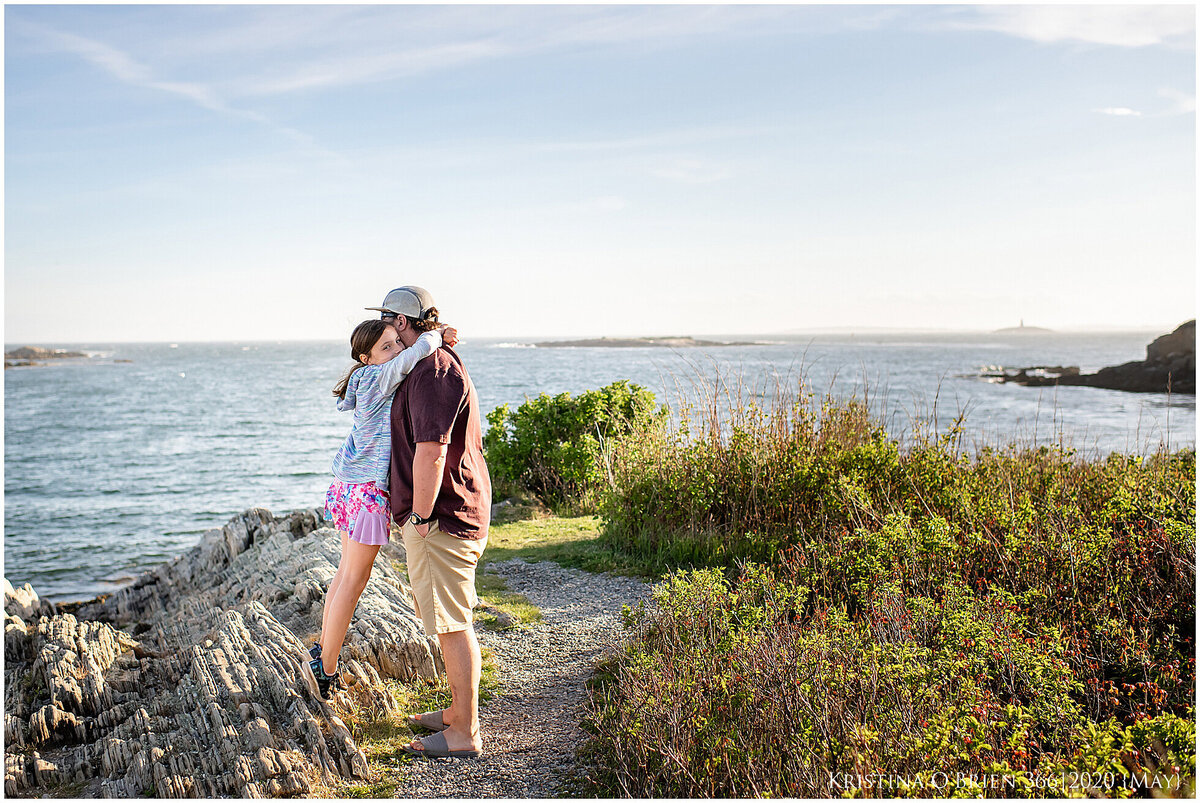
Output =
[{"x1": 410, "y1": 441, "x2": 449, "y2": 536}]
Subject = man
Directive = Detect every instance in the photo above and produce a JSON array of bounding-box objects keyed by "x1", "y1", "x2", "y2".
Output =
[{"x1": 367, "y1": 286, "x2": 491, "y2": 759}]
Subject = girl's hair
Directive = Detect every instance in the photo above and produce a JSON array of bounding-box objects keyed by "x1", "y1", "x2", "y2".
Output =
[{"x1": 333, "y1": 319, "x2": 392, "y2": 400}]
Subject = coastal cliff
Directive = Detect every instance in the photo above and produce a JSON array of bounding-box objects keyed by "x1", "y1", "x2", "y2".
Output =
[
  {"x1": 4, "y1": 508, "x2": 438, "y2": 798},
  {"x1": 984, "y1": 320, "x2": 1196, "y2": 394}
]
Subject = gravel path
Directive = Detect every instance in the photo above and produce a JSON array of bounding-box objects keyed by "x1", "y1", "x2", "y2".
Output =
[{"x1": 392, "y1": 559, "x2": 649, "y2": 799}]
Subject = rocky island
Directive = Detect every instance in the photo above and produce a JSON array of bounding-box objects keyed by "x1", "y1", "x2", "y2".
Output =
[
  {"x1": 4, "y1": 508, "x2": 439, "y2": 798},
  {"x1": 5, "y1": 346, "x2": 89, "y2": 369},
  {"x1": 533, "y1": 336, "x2": 759, "y2": 348},
  {"x1": 992, "y1": 321, "x2": 1053, "y2": 335},
  {"x1": 982, "y1": 320, "x2": 1195, "y2": 394}
]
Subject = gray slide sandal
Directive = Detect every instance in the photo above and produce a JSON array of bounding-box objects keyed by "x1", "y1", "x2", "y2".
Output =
[{"x1": 401, "y1": 731, "x2": 483, "y2": 759}]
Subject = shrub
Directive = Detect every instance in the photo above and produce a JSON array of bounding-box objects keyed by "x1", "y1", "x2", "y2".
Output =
[
  {"x1": 582, "y1": 560, "x2": 1196, "y2": 798},
  {"x1": 580, "y1": 381, "x2": 1195, "y2": 797},
  {"x1": 484, "y1": 380, "x2": 663, "y2": 512},
  {"x1": 599, "y1": 385, "x2": 1195, "y2": 727}
]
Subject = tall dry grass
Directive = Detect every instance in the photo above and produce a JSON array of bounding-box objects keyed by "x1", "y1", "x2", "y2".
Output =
[{"x1": 582, "y1": 377, "x2": 1195, "y2": 798}]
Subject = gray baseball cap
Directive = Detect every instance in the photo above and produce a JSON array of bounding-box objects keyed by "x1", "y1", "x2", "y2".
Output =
[{"x1": 366, "y1": 286, "x2": 437, "y2": 320}]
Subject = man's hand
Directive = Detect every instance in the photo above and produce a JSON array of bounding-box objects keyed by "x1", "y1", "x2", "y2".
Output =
[
  {"x1": 440, "y1": 325, "x2": 459, "y2": 348},
  {"x1": 405, "y1": 510, "x2": 434, "y2": 538},
  {"x1": 411, "y1": 441, "x2": 449, "y2": 539}
]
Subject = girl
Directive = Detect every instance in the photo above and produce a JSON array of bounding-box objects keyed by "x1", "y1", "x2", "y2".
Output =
[{"x1": 304, "y1": 318, "x2": 457, "y2": 699}]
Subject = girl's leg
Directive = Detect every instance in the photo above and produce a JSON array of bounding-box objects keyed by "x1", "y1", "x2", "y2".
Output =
[
  {"x1": 319, "y1": 529, "x2": 351, "y2": 646},
  {"x1": 321, "y1": 537, "x2": 382, "y2": 675}
]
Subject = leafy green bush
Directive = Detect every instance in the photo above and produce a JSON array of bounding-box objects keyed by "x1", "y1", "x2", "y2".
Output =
[
  {"x1": 580, "y1": 382, "x2": 1195, "y2": 797},
  {"x1": 600, "y1": 386, "x2": 1195, "y2": 722},
  {"x1": 484, "y1": 380, "x2": 663, "y2": 512},
  {"x1": 583, "y1": 561, "x2": 1196, "y2": 798}
]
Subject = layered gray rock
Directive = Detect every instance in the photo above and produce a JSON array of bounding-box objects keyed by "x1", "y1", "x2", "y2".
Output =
[{"x1": 4, "y1": 508, "x2": 438, "y2": 798}]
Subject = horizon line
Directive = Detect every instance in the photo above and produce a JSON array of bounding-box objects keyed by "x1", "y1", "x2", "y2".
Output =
[{"x1": 4, "y1": 323, "x2": 1187, "y2": 347}]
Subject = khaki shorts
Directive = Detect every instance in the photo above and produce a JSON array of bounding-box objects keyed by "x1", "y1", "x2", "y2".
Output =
[{"x1": 401, "y1": 519, "x2": 486, "y2": 635}]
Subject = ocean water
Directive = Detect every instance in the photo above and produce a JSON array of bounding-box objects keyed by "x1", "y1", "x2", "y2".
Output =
[{"x1": 4, "y1": 331, "x2": 1194, "y2": 603}]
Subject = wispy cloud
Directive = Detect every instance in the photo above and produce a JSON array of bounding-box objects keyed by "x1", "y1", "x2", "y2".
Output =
[
  {"x1": 238, "y1": 41, "x2": 509, "y2": 95},
  {"x1": 942, "y1": 5, "x2": 1194, "y2": 48},
  {"x1": 564, "y1": 195, "x2": 628, "y2": 213},
  {"x1": 1158, "y1": 88, "x2": 1196, "y2": 116},
  {"x1": 21, "y1": 22, "x2": 254, "y2": 119},
  {"x1": 106, "y1": 6, "x2": 875, "y2": 100},
  {"x1": 538, "y1": 124, "x2": 789, "y2": 154},
  {"x1": 224, "y1": 6, "x2": 798, "y2": 98},
  {"x1": 11, "y1": 19, "x2": 348, "y2": 166},
  {"x1": 651, "y1": 158, "x2": 733, "y2": 184},
  {"x1": 1091, "y1": 89, "x2": 1195, "y2": 119}
]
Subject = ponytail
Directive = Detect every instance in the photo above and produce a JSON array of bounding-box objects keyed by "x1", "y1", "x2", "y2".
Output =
[{"x1": 333, "y1": 358, "x2": 369, "y2": 400}]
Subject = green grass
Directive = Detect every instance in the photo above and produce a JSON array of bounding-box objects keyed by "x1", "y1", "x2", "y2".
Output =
[
  {"x1": 481, "y1": 514, "x2": 656, "y2": 579},
  {"x1": 313, "y1": 648, "x2": 502, "y2": 798},
  {"x1": 474, "y1": 571, "x2": 543, "y2": 630},
  {"x1": 45, "y1": 781, "x2": 92, "y2": 799}
]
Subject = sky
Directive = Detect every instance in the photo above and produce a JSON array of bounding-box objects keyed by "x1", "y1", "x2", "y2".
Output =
[{"x1": 3, "y1": 4, "x2": 1196, "y2": 342}]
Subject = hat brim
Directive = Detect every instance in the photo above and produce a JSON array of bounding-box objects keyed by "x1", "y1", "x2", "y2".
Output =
[{"x1": 365, "y1": 307, "x2": 398, "y2": 313}]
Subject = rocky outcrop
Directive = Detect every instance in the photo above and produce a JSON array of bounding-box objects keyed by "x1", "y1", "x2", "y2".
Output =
[
  {"x1": 4, "y1": 508, "x2": 439, "y2": 798},
  {"x1": 983, "y1": 321, "x2": 1195, "y2": 394},
  {"x1": 5, "y1": 347, "x2": 88, "y2": 360},
  {"x1": 5, "y1": 346, "x2": 89, "y2": 369},
  {"x1": 1146, "y1": 321, "x2": 1195, "y2": 364},
  {"x1": 4, "y1": 581, "x2": 58, "y2": 623}
]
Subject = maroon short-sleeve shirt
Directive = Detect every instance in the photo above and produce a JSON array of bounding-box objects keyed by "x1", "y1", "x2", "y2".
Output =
[{"x1": 389, "y1": 345, "x2": 491, "y2": 540}]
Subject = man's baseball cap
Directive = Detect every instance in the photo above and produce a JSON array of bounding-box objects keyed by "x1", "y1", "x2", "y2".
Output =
[{"x1": 366, "y1": 286, "x2": 437, "y2": 320}]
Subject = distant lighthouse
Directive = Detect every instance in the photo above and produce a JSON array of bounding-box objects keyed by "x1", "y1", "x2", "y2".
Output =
[{"x1": 992, "y1": 319, "x2": 1052, "y2": 334}]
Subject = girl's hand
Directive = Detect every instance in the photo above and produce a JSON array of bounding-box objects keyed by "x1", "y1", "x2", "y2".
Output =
[{"x1": 441, "y1": 325, "x2": 459, "y2": 348}]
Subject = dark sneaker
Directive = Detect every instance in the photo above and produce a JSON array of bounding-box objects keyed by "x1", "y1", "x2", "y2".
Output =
[
  {"x1": 304, "y1": 658, "x2": 339, "y2": 699},
  {"x1": 309, "y1": 642, "x2": 322, "y2": 660}
]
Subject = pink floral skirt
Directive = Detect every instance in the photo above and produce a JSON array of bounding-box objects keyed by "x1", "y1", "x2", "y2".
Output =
[{"x1": 324, "y1": 479, "x2": 391, "y2": 546}]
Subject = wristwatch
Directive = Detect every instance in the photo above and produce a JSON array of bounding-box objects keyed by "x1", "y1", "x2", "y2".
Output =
[{"x1": 408, "y1": 511, "x2": 436, "y2": 527}]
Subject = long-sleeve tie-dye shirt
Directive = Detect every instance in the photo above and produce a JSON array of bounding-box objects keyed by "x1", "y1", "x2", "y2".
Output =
[{"x1": 331, "y1": 329, "x2": 442, "y2": 489}]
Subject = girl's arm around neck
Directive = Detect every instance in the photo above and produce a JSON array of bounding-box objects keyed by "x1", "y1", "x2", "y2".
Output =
[
  {"x1": 377, "y1": 329, "x2": 443, "y2": 395},
  {"x1": 337, "y1": 373, "x2": 359, "y2": 412}
]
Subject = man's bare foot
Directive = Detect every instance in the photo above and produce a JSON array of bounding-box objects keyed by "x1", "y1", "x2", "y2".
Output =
[{"x1": 407, "y1": 709, "x2": 451, "y2": 731}]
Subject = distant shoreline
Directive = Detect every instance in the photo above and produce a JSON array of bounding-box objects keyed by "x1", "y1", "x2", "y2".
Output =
[
  {"x1": 4, "y1": 346, "x2": 133, "y2": 369},
  {"x1": 5, "y1": 345, "x2": 89, "y2": 369},
  {"x1": 3, "y1": 328, "x2": 1174, "y2": 348},
  {"x1": 532, "y1": 336, "x2": 762, "y2": 348},
  {"x1": 991, "y1": 326, "x2": 1054, "y2": 334}
]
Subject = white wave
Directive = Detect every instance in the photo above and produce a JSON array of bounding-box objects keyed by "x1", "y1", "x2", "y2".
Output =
[{"x1": 492, "y1": 342, "x2": 537, "y2": 349}]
